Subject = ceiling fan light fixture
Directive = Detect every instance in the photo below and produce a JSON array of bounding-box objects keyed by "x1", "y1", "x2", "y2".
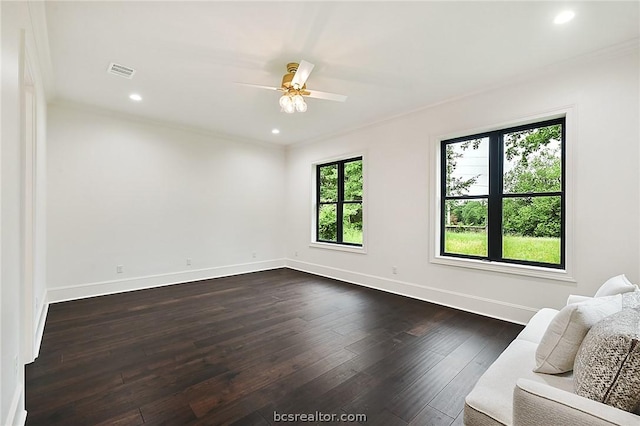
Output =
[
  {"x1": 283, "y1": 102, "x2": 296, "y2": 114},
  {"x1": 279, "y1": 94, "x2": 292, "y2": 108},
  {"x1": 295, "y1": 101, "x2": 307, "y2": 113},
  {"x1": 280, "y1": 91, "x2": 307, "y2": 113},
  {"x1": 293, "y1": 94, "x2": 305, "y2": 107},
  {"x1": 239, "y1": 59, "x2": 345, "y2": 113}
]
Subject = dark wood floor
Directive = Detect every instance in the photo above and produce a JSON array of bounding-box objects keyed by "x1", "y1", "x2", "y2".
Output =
[{"x1": 25, "y1": 268, "x2": 522, "y2": 426}]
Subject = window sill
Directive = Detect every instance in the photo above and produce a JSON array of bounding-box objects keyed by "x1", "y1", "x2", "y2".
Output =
[
  {"x1": 309, "y1": 242, "x2": 367, "y2": 254},
  {"x1": 431, "y1": 255, "x2": 576, "y2": 284}
]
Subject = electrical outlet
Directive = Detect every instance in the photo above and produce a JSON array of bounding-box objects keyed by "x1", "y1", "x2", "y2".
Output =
[
  {"x1": 186, "y1": 258, "x2": 192, "y2": 266},
  {"x1": 392, "y1": 266, "x2": 398, "y2": 275},
  {"x1": 116, "y1": 265, "x2": 124, "y2": 274},
  {"x1": 294, "y1": 251, "x2": 298, "y2": 257},
  {"x1": 252, "y1": 252, "x2": 257, "y2": 258}
]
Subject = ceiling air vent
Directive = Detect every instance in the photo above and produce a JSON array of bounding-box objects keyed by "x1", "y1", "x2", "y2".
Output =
[{"x1": 107, "y1": 62, "x2": 136, "y2": 79}]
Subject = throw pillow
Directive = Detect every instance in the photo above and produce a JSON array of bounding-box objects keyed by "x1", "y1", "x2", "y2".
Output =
[
  {"x1": 574, "y1": 308, "x2": 640, "y2": 412},
  {"x1": 594, "y1": 274, "x2": 636, "y2": 297},
  {"x1": 566, "y1": 294, "x2": 592, "y2": 305},
  {"x1": 623, "y1": 289, "x2": 640, "y2": 309},
  {"x1": 534, "y1": 294, "x2": 623, "y2": 374}
]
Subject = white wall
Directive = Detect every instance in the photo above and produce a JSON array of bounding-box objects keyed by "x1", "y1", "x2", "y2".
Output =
[
  {"x1": 46, "y1": 104, "x2": 286, "y2": 301},
  {"x1": 1, "y1": 2, "x2": 48, "y2": 424},
  {"x1": 285, "y1": 44, "x2": 640, "y2": 324},
  {"x1": 4, "y1": 4, "x2": 633, "y2": 424}
]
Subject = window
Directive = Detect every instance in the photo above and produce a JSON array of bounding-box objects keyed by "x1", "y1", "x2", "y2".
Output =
[
  {"x1": 316, "y1": 157, "x2": 363, "y2": 246},
  {"x1": 441, "y1": 118, "x2": 565, "y2": 268}
]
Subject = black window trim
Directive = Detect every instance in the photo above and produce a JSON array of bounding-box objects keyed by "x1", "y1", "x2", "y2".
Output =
[
  {"x1": 316, "y1": 156, "x2": 363, "y2": 247},
  {"x1": 440, "y1": 117, "x2": 566, "y2": 269}
]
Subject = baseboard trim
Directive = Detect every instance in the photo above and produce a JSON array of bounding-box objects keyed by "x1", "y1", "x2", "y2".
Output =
[
  {"x1": 33, "y1": 290, "x2": 49, "y2": 359},
  {"x1": 45, "y1": 258, "x2": 534, "y2": 324},
  {"x1": 4, "y1": 383, "x2": 26, "y2": 426},
  {"x1": 47, "y1": 259, "x2": 286, "y2": 303},
  {"x1": 285, "y1": 259, "x2": 536, "y2": 325}
]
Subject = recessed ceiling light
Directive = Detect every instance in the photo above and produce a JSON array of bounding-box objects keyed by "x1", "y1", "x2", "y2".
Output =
[
  {"x1": 554, "y1": 10, "x2": 575, "y2": 24},
  {"x1": 271, "y1": 129, "x2": 280, "y2": 134},
  {"x1": 129, "y1": 93, "x2": 142, "y2": 102}
]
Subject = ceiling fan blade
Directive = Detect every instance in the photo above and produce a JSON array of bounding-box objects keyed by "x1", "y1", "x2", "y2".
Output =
[
  {"x1": 235, "y1": 82, "x2": 281, "y2": 91},
  {"x1": 291, "y1": 60, "x2": 315, "y2": 89},
  {"x1": 304, "y1": 89, "x2": 347, "y2": 102}
]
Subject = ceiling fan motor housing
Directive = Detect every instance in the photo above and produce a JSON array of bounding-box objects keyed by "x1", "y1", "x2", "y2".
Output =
[
  {"x1": 281, "y1": 63, "x2": 305, "y2": 90},
  {"x1": 281, "y1": 72, "x2": 294, "y2": 89}
]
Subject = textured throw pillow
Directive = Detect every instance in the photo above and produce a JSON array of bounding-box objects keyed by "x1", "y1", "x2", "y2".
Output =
[
  {"x1": 534, "y1": 294, "x2": 623, "y2": 374},
  {"x1": 574, "y1": 308, "x2": 640, "y2": 412},
  {"x1": 594, "y1": 274, "x2": 636, "y2": 297}
]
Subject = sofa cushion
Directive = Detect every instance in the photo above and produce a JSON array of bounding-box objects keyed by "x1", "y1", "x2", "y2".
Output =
[
  {"x1": 465, "y1": 339, "x2": 574, "y2": 425},
  {"x1": 594, "y1": 274, "x2": 636, "y2": 297},
  {"x1": 574, "y1": 308, "x2": 640, "y2": 412},
  {"x1": 514, "y1": 379, "x2": 640, "y2": 426},
  {"x1": 534, "y1": 294, "x2": 622, "y2": 374}
]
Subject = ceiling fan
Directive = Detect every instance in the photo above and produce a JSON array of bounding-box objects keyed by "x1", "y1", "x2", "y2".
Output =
[{"x1": 237, "y1": 60, "x2": 347, "y2": 113}]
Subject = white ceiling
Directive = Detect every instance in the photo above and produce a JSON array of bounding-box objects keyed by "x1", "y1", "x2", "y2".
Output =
[{"x1": 44, "y1": 1, "x2": 639, "y2": 145}]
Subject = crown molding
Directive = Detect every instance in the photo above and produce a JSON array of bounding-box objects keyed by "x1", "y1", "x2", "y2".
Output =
[
  {"x1": 288, "y1": 37, "x2": 640, "y2": 150},
  {"x1": 49, "y1": 99, "x2": 286, "y2": 151}
]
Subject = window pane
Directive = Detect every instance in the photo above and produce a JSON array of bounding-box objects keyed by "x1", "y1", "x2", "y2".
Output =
[
  {"x1": 445, "y1": 137, "x2": 489, "y2": 196},
  {"x1": 343, "y1": 203, "x2": 363, "y2": 244},
  {"x1": 344, "y1": 160, "x2": 363, "y2": 201},
  {"x1": 444, "y1": 199, "x2": 487, "y2": 256},
  {"x1": 503, "y1": 124, "x2": 562, "y2": 194},
  {"x1": 502, "y1": 196, "x2": 561, "y2": 264},
  {"x1": 319, "y1": 164, "x2": 338, "y2": 202},
  {"x1": 318, "y1": 204, "x2": 337, "y2": 241}
]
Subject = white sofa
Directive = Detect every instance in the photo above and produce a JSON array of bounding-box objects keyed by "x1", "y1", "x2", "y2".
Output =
[{"x1": 464, "y1": 306, "x2": 640, "y2": 425}]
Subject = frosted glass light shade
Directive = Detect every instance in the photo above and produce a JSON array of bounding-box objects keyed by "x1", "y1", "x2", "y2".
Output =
[
  {"x1": 295, "y1": 100, "x2": 307, "y2": 112},
  {"x1": 279, "y1": 95, "x2": 292, "y2": 108},
  {"x1": 292, "y1": 94, "x2": 304, "y2": 106}
]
